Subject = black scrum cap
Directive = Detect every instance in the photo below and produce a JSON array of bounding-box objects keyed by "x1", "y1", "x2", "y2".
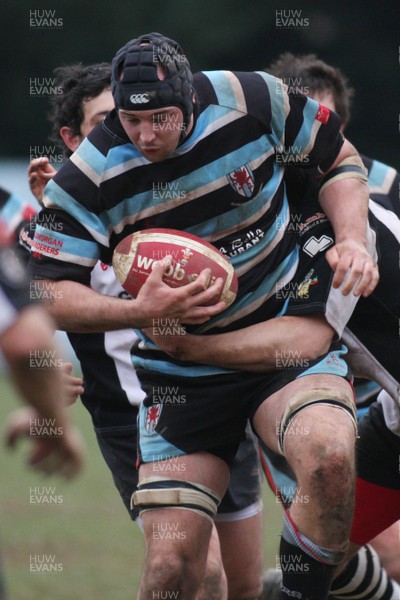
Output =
[{"x1": 111, "y1": 32, "x2": 193, "y2": 128}]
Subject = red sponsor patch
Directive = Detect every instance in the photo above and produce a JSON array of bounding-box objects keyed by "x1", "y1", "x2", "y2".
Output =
[{"x1": 316, "y1": 104, "x2": 330, "y2": 125}]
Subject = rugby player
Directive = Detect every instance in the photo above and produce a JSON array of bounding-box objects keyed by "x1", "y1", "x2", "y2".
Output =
[{"x1": 27, "y1": 32, "x2": 379, "y2": 600}]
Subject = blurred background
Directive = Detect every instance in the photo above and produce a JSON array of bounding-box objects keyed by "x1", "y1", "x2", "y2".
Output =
[
  {"x1": 2, "y1": 0, "x2": 399, "y2": 168},
  {"x1": 0, "y1": 1, "x2": 398, "y2": 598}
]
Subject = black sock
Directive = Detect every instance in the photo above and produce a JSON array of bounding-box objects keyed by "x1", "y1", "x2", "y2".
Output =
[{"x1": 279, "y1": 537, "x2": 336, "y2": 600}]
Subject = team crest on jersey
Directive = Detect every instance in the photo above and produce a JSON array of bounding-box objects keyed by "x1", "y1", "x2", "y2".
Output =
[
  {"x1": 145, "y1": 404, "x2": 163, "y2": 434},
  {"x1": 227, "y1": 164, "x2": 255, "y2": 198}
]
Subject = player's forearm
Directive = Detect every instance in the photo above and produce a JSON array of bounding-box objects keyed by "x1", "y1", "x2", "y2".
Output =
[
  {"x1": 163, "y1": 315, "x2": 334, "y2": 371},
  {"x1": 319, "y1": 177, "x2": 369, "y2": 245},
  {"x1": 37, "y1": 279, "x2": 141, "y2": 332},
  {"x1": 319, "y1": 141, "x2": 369, "y2": 245},
  {"x1": 36, "y1": 269, "x2": 227, "y2": 332},
  {"x1": 1, "y1": 306, "x2": 69, "y2": 426}
]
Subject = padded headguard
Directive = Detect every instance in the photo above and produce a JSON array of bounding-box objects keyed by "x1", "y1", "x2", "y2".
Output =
[{"x1": 111, "y1": 32, "x2": 193, "y2": 128}]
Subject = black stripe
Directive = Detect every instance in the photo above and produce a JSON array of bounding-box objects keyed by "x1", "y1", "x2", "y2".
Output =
[
  {"x1": 194, "y1": 71, "x2": 219, "y2": 107},
  {"x1": 139, "y1": 479, "x2": 220, "y2": 503},
  {"x1": 236, "y1": 71, "x2": 272, "y2": 129},
  {"x1": 139, "y1": 502, "x2": 214, "y2": 517},
  {"x1": 321, "y1": 165, "x2": 366, "y2": 186}
]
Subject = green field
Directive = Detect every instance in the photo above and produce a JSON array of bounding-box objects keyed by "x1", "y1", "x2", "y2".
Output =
[{"x1": 0, "y1": 374, "x2": 282, "y2": 599}]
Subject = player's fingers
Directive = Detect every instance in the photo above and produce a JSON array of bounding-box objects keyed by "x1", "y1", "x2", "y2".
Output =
[
  {"x1": 4, "y1": 408, "x2": 35, "y2": 448},
  {"x1": 356, "y1": 263, "x2": 379, "y2": 298},
  {"x1": 331, "y1": 255, "x2": 353, "y2": 293},
  {"x1": 5, "y1": 423, "x2": 28, "y2": 448},
  {"x1": 325, "y1": 246, "x2": 339, "y2": 273},
  {"x1": 147, "y1": 255, "x2": 173, "y2": 282},
  {"x1": 340, "y1": 262, "x2": 365, "y2": 296},
  {"x1": 187, "y1": 276, "x2": 224, "y2": 305},
  {"x1": 29, "y1": 449, "x2": 62, "y2": 475}
]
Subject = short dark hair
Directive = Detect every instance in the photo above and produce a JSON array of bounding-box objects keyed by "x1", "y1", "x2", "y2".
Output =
[
  {"x1": 48, "y1": 63, "x2": 111, "y2": 157},
  {"x1": 267, "y1": 53, "x2": 354, "y2": 126}
]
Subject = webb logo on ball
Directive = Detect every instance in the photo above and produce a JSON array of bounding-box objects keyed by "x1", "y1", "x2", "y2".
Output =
[{"x1": 112, "y1": 228, "x2": 238, "y2": 309}]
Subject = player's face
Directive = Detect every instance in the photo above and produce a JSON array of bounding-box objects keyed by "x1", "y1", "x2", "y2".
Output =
[
  {"x1": 80, "y1": 88, "x2": 114, "y2": 139},
  {"x1": 118, "y1": 107, "x2": 186, "y2": 162}
]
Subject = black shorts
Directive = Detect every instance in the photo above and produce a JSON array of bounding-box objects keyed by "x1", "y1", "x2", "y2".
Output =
[
  {"x1": 350, "y1": 401, "x2": 400, "y2": 545},
  {"x1": 137, "y1": 345, "x2": 351, "y2": 465},
  {"x1": 95, "y1": 421, "x2": 262, "y2": 521}
]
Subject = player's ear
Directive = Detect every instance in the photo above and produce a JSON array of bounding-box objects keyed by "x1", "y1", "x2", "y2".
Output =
[{"x1": 59, "y1": 126, "x2": 83, "y2": 154}]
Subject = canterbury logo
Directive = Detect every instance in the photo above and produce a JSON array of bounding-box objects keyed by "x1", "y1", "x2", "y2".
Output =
[{"x1": 129, "y1": 93, "x2": 150, "y2": 104}]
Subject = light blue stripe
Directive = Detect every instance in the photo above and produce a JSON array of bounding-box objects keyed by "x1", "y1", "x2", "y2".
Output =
[
  {"x1": 75, "y1": 138, "x2": 108, "y2": 176},
  {"x1": 45, "y1": 180, "x2": 109, "y2": 241},
  {"x1": 296, "y1": 345, "x2": 348, "y2": 379},
  {"x1": 367, "y1": 159, "x2": 390, "y2": 190},
  {"x1": 292, "y1": 96, "x2": 320, "y2": 155},
  {"x1": 203, "y1": 71, "x2": 241, "y2": 110},
  {"x1": 106, "y1": 142, "x2": 142, "y2": 168},
  {"x1": 1, "y1": 193, "x2": 25, "y2": 224},
  {"x1": 34, "y1": 224, "x2": 100, "y2": 260},
  {"x1": 132, "y1": 355, "x2": 237, "y2": 377}
]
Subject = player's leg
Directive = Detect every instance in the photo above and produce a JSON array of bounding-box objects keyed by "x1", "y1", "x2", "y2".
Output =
[
  {"x1": 252, "y1": 352, "x2": 357, "y2": 600},
  {"x1": 216, "y1": 514, "x2": 263, "y2": 600},
  {"x1": 133, "y1": 370, "x2": 255, "y2": 599},
  {"x1": 136, "y1": 452, "x2": 230, "y2": 600},
  {"x1": 259, "y1": 397, "x2": 400, "y2": 600},
  {"x1": 215, "y1": 427, "x2": 264, "y2": 599},
  {"x1": 96, "y1": 425, "x2": 229, "y2": 598},
  {"x1": 262, "y1": 545, "x2": 400, "y2": 600},
  {"x1": 196, "y1": 524, "x2": 228, "y2": 600},
  {"x1": 346, "y1": 397, "x2": 400, "y2": 559},
  {"x1": 370, "y1": 524, "x2": 400, "y2": 583}
]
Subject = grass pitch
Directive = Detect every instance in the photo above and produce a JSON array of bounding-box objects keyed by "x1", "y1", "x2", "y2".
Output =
[{"x1": 0, "y1": 373, "x2": 282, "y2": 599}]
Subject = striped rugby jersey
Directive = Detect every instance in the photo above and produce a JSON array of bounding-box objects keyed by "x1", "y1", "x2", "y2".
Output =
[{"x1": 30, "y1": 70, "x2": 343, "y2": 375}]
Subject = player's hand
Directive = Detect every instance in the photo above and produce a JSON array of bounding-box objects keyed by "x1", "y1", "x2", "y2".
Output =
[
  {"x1": 325, "y1": 239, "x2": 379, "y2": 297},
  {"x1": 5, "y1": 408, "x2": 85, "y2": 480},
  {"x1": 61, "y1": 362, "x2": 84, "y2": 406},
  {"x1": 28, "y1": 157, "x2": 56, "y2": 205},
  {"x1": 27, "y1": 424, "x2": 85, "y2": 480},
  {"x1": 135, "y1": 256, "x2": 227, "y2": 325}
]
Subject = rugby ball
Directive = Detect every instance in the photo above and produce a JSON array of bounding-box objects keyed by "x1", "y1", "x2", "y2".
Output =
[{"x1": 112, "y1": 228, "x2": 238, "y2": 307}]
